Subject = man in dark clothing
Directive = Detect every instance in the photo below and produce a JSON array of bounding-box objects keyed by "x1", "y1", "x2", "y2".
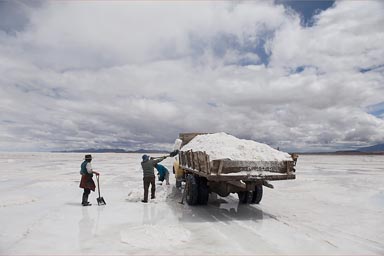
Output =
[
  {"x1": 79, "y1": 154, "x2": 100, "y2": 206},
  {"x1": 140, "y1": 154, "x2": 167, "y2": 203}
]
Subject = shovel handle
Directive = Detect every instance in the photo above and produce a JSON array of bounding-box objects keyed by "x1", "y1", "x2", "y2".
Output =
[{"x1": 96, "y1": 175, "x2": 101, "y2": 197}]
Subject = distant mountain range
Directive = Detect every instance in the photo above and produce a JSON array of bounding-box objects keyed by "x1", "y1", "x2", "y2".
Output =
[
  {"x1": 54, "y1": 148, "x2": 168, "y2": 154},
  {"x1": 357, "y1": 143, "x2": 384, "y2": 152},
  {"x1": 55, "y1": 143, "x2": 384, "y2": 155},
  {"x1": 300, "y1": 143, "x2": 384, "y2": 155}
]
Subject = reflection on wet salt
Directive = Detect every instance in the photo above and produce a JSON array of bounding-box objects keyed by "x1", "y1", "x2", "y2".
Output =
[
  {"x1": 167, "y1": 194, "x2": 268, "y2": 223},
  {"x1": 78, "y1": 207, "x2": 94, "y2": 250}
]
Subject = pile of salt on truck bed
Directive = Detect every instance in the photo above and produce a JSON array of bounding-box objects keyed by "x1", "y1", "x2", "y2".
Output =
[{"x1": 175, "y1": 133, "x2": 298, "y2": 206}]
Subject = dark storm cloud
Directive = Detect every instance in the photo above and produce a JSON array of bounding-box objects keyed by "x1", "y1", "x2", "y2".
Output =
[
  {"x1": 0, "y1": 1, "x2": 43, "y2": 34},
  {"x1": 0, "y1": 1, "x2": 29, "y2": 34}
]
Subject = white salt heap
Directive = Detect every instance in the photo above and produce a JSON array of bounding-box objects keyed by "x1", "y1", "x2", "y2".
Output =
[{"x1": 181, "y1": 132, "x2": 293, "y2": 161}]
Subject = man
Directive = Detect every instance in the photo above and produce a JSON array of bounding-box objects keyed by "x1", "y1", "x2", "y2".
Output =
[
  {"x1": 79, "y1": 154, "x2": 100, "y2": 206},
  {"x1": 140, "y1": 154, "x2": 166, "y2": 203},
  {"x1": 155, "y1": 163, "x2": 170, "y2": 185}
]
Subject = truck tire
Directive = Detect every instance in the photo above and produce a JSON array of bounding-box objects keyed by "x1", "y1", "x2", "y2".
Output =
[
  {"x1": 186, "y1": 174, "x2": 198, "y2": 205},
  {"x1": 197, "y1": 178, "x2": 209, "y2": 205},
  {"x1": 237, "y1": 191, "x2": 252, "y2": 204},
  {"x1": 251, "y1": 185, "x2": 263, "y2": 204}
]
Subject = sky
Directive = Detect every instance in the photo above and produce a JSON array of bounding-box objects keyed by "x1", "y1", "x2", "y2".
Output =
[{"x1": 0, "y1": 0, "x2": 383, "y2": 152}]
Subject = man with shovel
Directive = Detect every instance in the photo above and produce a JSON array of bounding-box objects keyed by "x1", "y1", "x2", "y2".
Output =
[
  {"x1": 79, "y1": 154, "x2": 100, "y2": 206},
  {"x1": 140, "y1": 150, "x2": 179, "y2": 203}
]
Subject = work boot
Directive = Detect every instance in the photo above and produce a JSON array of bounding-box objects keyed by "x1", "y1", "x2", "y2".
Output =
[
  {"x1": 141, "y1": 200, "x2": 148, "y2": 203},
  {"x1": 151, "y1": 195, "x2": 155, "y2": 199},
  {"x1": 82, "y1": 202, "x2": 92, "y2": 206},
  {"x1": 82, "y1": 194, "x2": 89, "y2": 205}
]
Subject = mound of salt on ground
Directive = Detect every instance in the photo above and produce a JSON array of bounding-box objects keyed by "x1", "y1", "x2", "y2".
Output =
[
  {"x1": 181, "y1": 132, "x2": 292, "y2": 161},
  {"x1": 126, "y1": 183, "x2": 173, "y2": 203}
]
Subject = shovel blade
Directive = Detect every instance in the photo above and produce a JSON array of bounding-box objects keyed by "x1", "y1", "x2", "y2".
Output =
[
  {"x1": 169, "y1": 149, "x2": 179, "y2": 157},
  {"x1": 97, "y1": 197, "x2": 106, "y2": 205}
]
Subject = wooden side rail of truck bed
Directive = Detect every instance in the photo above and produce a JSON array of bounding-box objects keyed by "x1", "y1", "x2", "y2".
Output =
[{"x1": 178, "y1": 150, "x2": 296, "y2": 182}]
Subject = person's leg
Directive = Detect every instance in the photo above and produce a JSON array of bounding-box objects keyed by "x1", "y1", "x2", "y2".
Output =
[
  {"x1": 165, "y1": 171, "x2": 170, "y2": 185},
  {"x1": 150, "y1": 176, "x2": 156, "y2": 199},
  {"x1": 143, "y1": 177, "x2": 150, "y2": 202},
  {"x1": 82, "y1": 189, "x2": 86, "y2": 204},
  {"x1": 82, "y1": 188, "x2": 90, "y2": 206}
]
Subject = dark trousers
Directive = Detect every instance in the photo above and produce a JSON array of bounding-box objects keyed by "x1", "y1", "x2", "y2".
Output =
[
  {"x1": 143, "y1": 176, "x2": 156, "y2": 201},
  {"x1": 82, "y1": 188, "x2": 91, "y2": 204}
]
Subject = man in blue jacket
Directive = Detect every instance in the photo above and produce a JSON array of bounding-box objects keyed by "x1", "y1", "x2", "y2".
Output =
[{"x1": 155, "y1": 163, "x2": 170, "y2": 185}]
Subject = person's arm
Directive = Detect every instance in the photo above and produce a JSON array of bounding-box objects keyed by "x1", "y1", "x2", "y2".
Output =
[
  {"x1": 154, "y1": 156, "x2": 167, "y2": 165},
  {"x1": 86, "y1": 162, "x2": 100, "y2": 176}
]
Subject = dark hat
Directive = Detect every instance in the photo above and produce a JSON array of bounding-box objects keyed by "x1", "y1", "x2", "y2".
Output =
[
  {"x1": 142, "y1": 154, "x2": 149, "y2": 161},
  {"x1": 85, "y1": 154, "x2": 92, "y2": 160}
]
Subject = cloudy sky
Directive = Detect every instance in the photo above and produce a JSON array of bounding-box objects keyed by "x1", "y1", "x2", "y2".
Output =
[{"x1": 0, "y1": 0, "x2": 383, "y2": 152}]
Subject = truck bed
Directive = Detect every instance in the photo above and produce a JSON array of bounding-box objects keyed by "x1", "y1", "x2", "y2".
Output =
[{"x1": 179, "y1": 150, "x2": 296, "y2": 182}]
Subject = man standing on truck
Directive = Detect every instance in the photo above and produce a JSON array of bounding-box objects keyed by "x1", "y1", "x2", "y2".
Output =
[{"x1": 141, "y1": 154, "x2": 167, "y2": 203}]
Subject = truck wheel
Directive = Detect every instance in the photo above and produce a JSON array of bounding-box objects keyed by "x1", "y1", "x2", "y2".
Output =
[
  {"x1": 197, "y1": 178, "x2": 209, "y2": 205},
  {"x1": 251, "y1": 185, "x2": 263, "y2": 204},
  {"x1": 237, "y1": 191, "x2": 252, "y2": 204},
  {"x1": 186, "y1": 174, "x2": 198, "y2": 205},
  {"x1": 238, "y1": 192, "x2": 246, "y2": 203}
]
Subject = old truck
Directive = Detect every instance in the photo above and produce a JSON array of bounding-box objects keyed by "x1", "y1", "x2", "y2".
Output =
[{"x1": 174, "y1": 133, "x2": 297, "y2": 205}]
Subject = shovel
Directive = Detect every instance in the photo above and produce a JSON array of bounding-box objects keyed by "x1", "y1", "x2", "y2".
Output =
[
  {"x1": 152, "y1": 139, "x2": 182, "y2": 159},
  {"x1": 96, "y1": 175, "x2": 106, "y2": 206},
  {"x1": 152, "y1": 149, "x2": 180, "y2": 160},
  {"x1": 169, "y1": 149, "x2": 179, "y2": 157}
]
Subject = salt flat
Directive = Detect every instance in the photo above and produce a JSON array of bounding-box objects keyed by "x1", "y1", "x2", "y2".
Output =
[{"x1": 0, "y1": 153, "x2": 383, "y2": 255}]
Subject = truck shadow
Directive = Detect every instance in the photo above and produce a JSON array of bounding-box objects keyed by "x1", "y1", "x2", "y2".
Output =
[{"x1": 167, "y1": 188, "x2": 272, "y2": 223}]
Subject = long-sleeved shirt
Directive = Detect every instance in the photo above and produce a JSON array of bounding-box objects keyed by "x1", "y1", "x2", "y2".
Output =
[{"x1": 141, "y1": 157, "x2": 165, "y2": 177}]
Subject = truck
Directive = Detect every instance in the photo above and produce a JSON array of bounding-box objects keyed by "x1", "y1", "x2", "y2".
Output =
[{"x1": 174, "y1": 133, "x2": 298, "y2": 205}]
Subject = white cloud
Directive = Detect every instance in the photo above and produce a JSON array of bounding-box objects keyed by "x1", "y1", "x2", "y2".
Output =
[
  {"x1": 270, "y1": 1, "x2": 384, "y2": 73},
  {"x1": 0, "y1": 1, "x2": 383, "y2": 152}
]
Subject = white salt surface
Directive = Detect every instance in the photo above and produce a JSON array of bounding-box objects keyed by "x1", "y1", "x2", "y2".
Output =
[
  {"x1": 181, "y1": 132, "x2": 292, "y2": 161},
  {"x1": 1, "y1": 153, "x2": 384, "y2": 255}
]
